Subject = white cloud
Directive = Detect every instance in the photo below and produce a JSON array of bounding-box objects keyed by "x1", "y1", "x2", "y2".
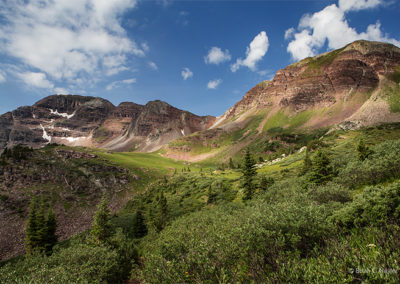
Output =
[
  {"x1": 204, "y1": 47, "x2": 231, "y2": 65},
  {"x1": 207, "y1": 79, "x2": 222, "y2": 89},
  {"x1": 0, "y1": 71, "x2": 6, "y2": 83},
  {"x1": 181, "y1": 67, "x2": 193, "y2": 80},
  {"x1": 231, "y1": 31, "x2": 269, "y2": 72},
  {"x1": 148, "y1": 61, "x2": 158, "y2": 70},
  {"x1": 284, "y1": 28, "x2": 295, "y2": 40},
  {"x1": 0, "y1": 0, "x2": 143, "y2": 88},
  {"x1": 54, "y1": 87, "x2": 69, "y2": 94},
  {"x1": 17, "y1": 72, "x2": 54, "y2": 89},
  {"x1": 286, "y1": 1, "x2": 400, "y2": 61},
  {"x1": 106, "y1": 78, "x2": 136, "y2": 91},
  {"x1": 339, "y1": 0, "x2": 382, "y2": 12}
]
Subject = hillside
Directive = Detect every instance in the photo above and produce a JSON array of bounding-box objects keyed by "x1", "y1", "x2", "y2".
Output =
[{"x1": 164, "y1": 40, "x2": 400, "y2": 162}]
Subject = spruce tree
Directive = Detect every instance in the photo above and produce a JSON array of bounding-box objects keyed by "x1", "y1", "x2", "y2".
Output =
[
  {"x1": 300, "y1": 147, "x2": 312, "y2": 176},
  {"x1": 90, "y1": 195, "x2": 112, "y2": 245},
  {"x1": 308, "y1": 150, "x2": 333, "y2": 185},
  {"x1": 25, "y1": 198, "x2": 38, "y2": 254},
  {"x1": 259, "y1": 175, "x2": 274, "y2": 191},
  {"x1": 242, "y1": 148, "x2": 257, "y2": 200},
  {"x1": 357, "y1": 139, "x2": 373, "y2": 161},
  {"x1": 44, "y1": 206, "x2": 57, "y2": 255},
  {"x1": 132, "y1": 209, "x2": 148, "y2": 238},
  {"x1": 157, "y1": 193, "x2": 168, "y2": 231},
  {"x1": 35, "y1": 199, "x2": 46, "y2": 252}
]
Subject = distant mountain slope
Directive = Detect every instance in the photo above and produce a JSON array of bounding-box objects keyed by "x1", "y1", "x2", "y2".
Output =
[
  {"x1": 165, "y1": 40, "x2": 400, "y2": 161},
  {"x1": 0, "y1": 95, "x2": 215, "y2": 153}
]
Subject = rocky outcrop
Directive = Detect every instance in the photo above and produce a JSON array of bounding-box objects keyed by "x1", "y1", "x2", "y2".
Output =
[
  {"x1": 0, "y1": 95, "x2": 215, "y2": 153},
  {"x1": 225, "y1": 40, "x2": 400, "y2": 119}
]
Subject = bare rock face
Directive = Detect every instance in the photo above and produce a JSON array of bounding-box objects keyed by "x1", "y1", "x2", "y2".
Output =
[
  {"x1": 226, "y1": 40, "x2": 400, "y2": 119},
  {"x1": 0, "y1": 95, "x2": 215, "y2": 152}
]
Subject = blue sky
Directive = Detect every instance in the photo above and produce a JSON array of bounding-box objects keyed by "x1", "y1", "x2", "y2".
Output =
[{"x1": 0, "y1": 0, "x2": 399, "y2": 116}]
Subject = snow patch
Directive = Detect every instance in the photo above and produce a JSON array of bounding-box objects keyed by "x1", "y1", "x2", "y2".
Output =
[
  {"x1": 40, "y1": 124, "x2": 51, "y2": 142},
  {"x1": 49, "y1": 109, "x2": 75, "y2": 119},
  {"x1": 61, "y1": 136, "x2": 87, "y2": 142},
  {"x1": 32, "y1": 113, "x2": 36, "y2": 119},
  {"x1": 181, "y1": 129, "x2": 185, "y2": 136}
]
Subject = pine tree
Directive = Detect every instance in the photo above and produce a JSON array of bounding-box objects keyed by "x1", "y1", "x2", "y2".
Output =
[
  {"x1": 259, "y1": 175, "x2": 274, "y2": 191},
  {"x1": 25, "y1": 198, "x2": 38, "y2": 254},
  {"x1": 132, "y1": 209, "x2": 148, "y2": 238},
  {"x1": 242, "y1": 148, "x2": 257, "y2": 200},
  {"x1": 300, "y1": 147, "x2": 312, "y2": 176},
  {"x1": 157, "y1": 193, "x2": 168, "y2": 231},
  {"x1": 35, "y1": 199, "x2": 46, "y2": 252},
  {"x1": 357, "y1": 139, "x2": 373, "y2": 161},
  {"x1": 44, "y1": 206, "x2": 57, "y2": 255},
  {"x1": 308, "y1": 150, "x2": 333, "y2": 185},
  {"x1": 90, "y1": 195, "x2": 112, "y2": 245}
]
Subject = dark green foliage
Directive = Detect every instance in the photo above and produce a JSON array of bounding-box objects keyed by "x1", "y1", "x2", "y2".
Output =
[
  {"x1": 132, "y1": 209, "x2": 147, "y2": 238},
  {"x1": 299, "y1": 147, "x2": 312, "y2": 175},
  {"x1": 259, "y1": 175, "x2": 274, "y2": 191},
  {"x1": 90, "y1": 196, "x2": 113, "y2": 245},
  {"x1": 25, "y1": 198, "x2": 38, "y2": 254},
  {"x1": 229, "y1": 157, "x2": 235, "y2": 169},
  {"x1": 242, "y1": 148, "x2": 257, "y2": 200},
  {"x1": 2, "y1": 144, "x2": 32, "y2": 160},
  {"x1": 0, "y1": 244, "x2": 122, "y2": 283},
  {"x1": 25, "y1": 199, "x2": 58, "y2": 255},
  {"x1": 307, "y1": 150, "x2": 333, "y2": 185},
  {"x1": 157, "y1": 193, "x2": 168, "y2": 231},
  {"x1": 332, "y1": 181, "x2": 400, "y2": 228},
  {"x1": 207, "y1": 185, "x2": 217, "y2": 204},
  {"x1": 44, "y1": 206, "x2": 57, "y2": 254},
  {"x1": 264, "y1": 140, "x2": 281, "y2": 152},
  {"x1": 357, "y1": 139, "x2": 373, "y2": 161}
]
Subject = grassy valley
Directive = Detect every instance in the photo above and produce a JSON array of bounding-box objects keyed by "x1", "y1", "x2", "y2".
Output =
[{"x1": 2, "y1": 122, "x2": 400, "y2": 282}]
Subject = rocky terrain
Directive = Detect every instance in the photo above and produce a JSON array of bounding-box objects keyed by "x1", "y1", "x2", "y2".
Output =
[
  {"x1": 0, "y1": 95, "x2": 215, "y2": 153},
  {"x1": 0, "y1": 144, "x2": 138, "y2": 260},
  {"x1": 214, "y1": 40, "x2": 400, "y2": 129}
]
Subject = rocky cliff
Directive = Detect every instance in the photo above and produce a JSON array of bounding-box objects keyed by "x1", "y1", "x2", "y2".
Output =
[
  {"x1": 215, "y1": 40, "x2": 400, "y2": 129},
  {"x1": 0, "y1": 95, "x2": 215, "y2": 153}
]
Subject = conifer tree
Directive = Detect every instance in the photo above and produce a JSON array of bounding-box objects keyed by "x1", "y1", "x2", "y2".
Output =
[
  {"x1": 307, "y1": 150, "x2": 333, "y2": 185},
  {"x1": 259, "y1": 175, "x2": 274, "y2": 191},
  {"x1": 90, "y1": 195, "x2": 112, "y2": 245},
  {"x1": 44, "y1": 206, "x2": 57, "y2": 254},
  {"x1": 300, "y1": 147, "x2": 312, "y2": 176},
  {"x1": 35, "y1": 199, "x2": 46, "y2": 251},
  {"x1": 132, "y1": 209, "x2": 148, "y2": 238},
  {"x1": 157, "y1": 193, "x2": 168, "y2": 231},
  {"x1": 357, "y1": 139, "x2": 373, "y2": 161},
  {"x1": 242, "y1": 148, "x2": 257, "y2": 200},
  {"x1": 25, "y1": 198, "x2": 38, "y2": 254}
]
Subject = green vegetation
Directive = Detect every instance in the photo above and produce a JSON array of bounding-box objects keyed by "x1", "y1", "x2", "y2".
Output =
[{"x1": 3, "y1": 123, "x2": 400, "y2": 283}]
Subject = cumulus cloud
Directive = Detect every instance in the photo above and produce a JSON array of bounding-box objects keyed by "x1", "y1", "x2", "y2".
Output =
[
  {"x1": 231, "y1": 31, "x2": 269, "y2": 72},
  {"x1": 106, "y1": 78, "x2": 136, "y2": 91},
  {"x1": 181, "y1": 67, "x2": 193, "y2": 80},
  {"x1": 204, "y1": 47, "x2": 231, "y2": 65},
  {"x1": 284, "y1": 28, "x2": 295, "y2": 40},
  {"x1": 17, "y1": 72, "x2": 54, "y2": 89},
  {"x1": 286, "y1": 0, "x2": 399, "y2": 61},
  {"x1": 0, "y1": 0, "x2": 143, "y2": 88},
  {"x1": 207, "y1": 79, "x2": 222, "y2": 89},
  {"x1": 148, "y1": 61, "x2": 158, "y2": 70},
  {"x1": 0, "y1": 71, "x2": 6, "y2": 83}
]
